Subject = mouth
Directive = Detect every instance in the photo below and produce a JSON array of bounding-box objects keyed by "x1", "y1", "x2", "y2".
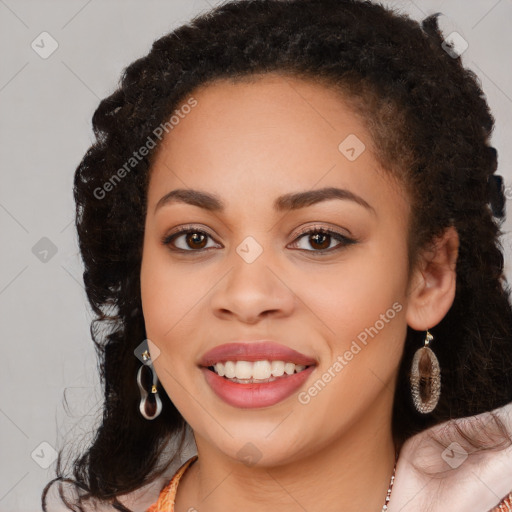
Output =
[{"x1": 197, "y1": 341, "x2": 318, "y2": 408}]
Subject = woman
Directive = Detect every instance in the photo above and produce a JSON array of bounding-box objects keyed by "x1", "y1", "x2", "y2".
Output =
[{"x1": 42, "y1": 0, "x2": 512, "y2": 511}]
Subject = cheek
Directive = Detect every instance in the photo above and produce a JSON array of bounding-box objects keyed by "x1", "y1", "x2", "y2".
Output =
[
  {"x1": 140, "y1": 241, "x2": 200, "y2": 343},
  {"x1": 308, "y1": 246, "x2": 406, "y2": 322},
  {"x1": 294, "y1": 243, "x2": 408, "y2": 416},
  {"x1": 140, "y1": 247, "x2": 204, "y2": 399},
  {"x1": 140, "y1": 247, "x2": 169, "y2": 333}
]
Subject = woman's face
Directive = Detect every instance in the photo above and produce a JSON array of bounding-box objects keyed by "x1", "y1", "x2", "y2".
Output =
[{"x1": 140, "y1": 73, "x2": 412, "y2": 466}]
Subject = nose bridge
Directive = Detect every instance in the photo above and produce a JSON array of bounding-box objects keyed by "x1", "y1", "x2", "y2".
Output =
[
  {"x1": 229, "y1": 232, "x2": 279, "y2": 298},
  {"x1": 209, "y1": 231, "x2": 295, "y2": 321}
]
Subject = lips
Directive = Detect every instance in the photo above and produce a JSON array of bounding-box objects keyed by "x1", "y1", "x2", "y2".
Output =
[
  {"x1": 197, "y1": 341, "x2": 318, "y2": 367},
  {"x1": 197, "y1": 341, "x2": 318, "y2": 408},
  {"x1": 201, "y1": 365, "x2": 316, "y2": 408}
]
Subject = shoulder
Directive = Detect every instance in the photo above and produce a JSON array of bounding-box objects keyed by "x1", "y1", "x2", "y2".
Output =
[{"x1": 388, "y1": 402, "x2": 512, "y2": 512}]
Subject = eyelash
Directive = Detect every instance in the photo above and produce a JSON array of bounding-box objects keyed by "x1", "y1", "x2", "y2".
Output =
[{"x1": 161, "y1": 224, "x2": 357, "y2": 256}]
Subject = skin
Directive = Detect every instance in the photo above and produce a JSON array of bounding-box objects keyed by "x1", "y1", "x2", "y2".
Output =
[{"x1": 140, "y1": 72, "x2": 459, "y2": 512}]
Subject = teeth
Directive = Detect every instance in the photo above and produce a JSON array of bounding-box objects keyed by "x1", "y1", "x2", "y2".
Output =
[
  {"x1": 271, "y1": 360, "x2": 285, "y2": 377},
  {"x1": 212, "y1": 360, "x2": 307, "y2": 380},
  {"x1": 224, "y1": 361, "x2": 236, "y2": 379},
  {"x1": 284, "y1": 362, "x2": 296, "y2": 375}
]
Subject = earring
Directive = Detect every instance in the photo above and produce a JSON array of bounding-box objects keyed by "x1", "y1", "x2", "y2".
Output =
[
  {"x1": 410, "y1": 329, "x2": 441, "y2": 414},
  {"x1": 137, "y1": 349, "x2": 163, "y2": 420}
]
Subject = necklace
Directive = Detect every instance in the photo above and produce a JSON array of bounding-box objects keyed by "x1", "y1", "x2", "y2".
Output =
[{"x1": 381, "y1": 451, "x2": 399, "y2": 512}]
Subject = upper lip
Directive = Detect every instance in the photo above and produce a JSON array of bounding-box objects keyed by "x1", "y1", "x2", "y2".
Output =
[{"x1": 198, "y1": 341, "x2": 318, "y2": 367}]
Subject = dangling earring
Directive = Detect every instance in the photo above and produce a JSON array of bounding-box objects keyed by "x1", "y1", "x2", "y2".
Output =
[
  {"x1": 410, "y1": 329, "x2": 441, "y2": 414},
  {"x1": 137, "y1": 349, "x2": 163, "y2": 420}
]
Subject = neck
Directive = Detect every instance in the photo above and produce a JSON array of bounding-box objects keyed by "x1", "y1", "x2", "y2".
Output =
[{"x1": 175, "y1": 398, "x2": 398, "y2": 512}]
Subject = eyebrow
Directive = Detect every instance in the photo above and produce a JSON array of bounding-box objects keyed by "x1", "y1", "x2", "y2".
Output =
[{"x1": 154, "y1": 186, "x2": 375, "y2": 215}]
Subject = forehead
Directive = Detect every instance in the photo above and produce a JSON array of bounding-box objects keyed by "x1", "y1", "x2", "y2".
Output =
[
  {"x1": 155, "y1": 72, "x2": 372, "y2": 156},
  {"x1": 146, "y1": 73, "x2": 406, "y2": 215}
]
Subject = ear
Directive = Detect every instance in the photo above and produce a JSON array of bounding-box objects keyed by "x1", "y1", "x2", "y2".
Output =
[{"x1": 405, "y1": 225, "x2": 460, "y2": 330}]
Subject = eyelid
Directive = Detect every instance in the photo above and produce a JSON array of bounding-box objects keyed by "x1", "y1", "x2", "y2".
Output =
[
  {"x1": 164, "y1": 223, "x2": 217, "y2": 239},
  {"x1": 292, "y1": 222, "x2": 353, "y2": 239}
]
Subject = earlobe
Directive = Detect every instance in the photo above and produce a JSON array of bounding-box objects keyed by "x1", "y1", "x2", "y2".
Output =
[{"x1": 406, "y1": 225, "x2": 460, "y2": 331}]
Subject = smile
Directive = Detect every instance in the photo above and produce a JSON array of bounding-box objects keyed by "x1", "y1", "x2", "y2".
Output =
[
  {"x1": 209, "y1": 359, "x2": 310, "y2": 381},
  {"x1": 198, "y1": 341, "x2": 318, "y2": 408}
]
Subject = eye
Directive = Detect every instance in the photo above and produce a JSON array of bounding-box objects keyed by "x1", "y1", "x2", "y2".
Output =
[
  {"x1": 288, "y1": 225, "x2": 357, "y2": 254},
  {"x1": 161, "y1": 224, "x2": 357, "y2": 254},
  {"x1": 161, "y1": 225, "x2": 220, "y2": 252}
]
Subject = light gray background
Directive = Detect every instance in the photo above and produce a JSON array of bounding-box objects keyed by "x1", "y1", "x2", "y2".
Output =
[{"x1": 1, "y1": 1, "x2": 511, "y2": 511}]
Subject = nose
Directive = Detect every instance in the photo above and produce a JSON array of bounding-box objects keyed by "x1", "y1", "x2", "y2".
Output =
[{"x1": 209, "y1": 249, "x2": 295, "y2": 324}]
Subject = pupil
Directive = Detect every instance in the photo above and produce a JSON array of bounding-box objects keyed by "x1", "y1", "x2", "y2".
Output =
[
  {"x1": 188, "y1": 232, "x2": 206, "y2": 249},
  {"x1": 311, "y1": 232, "x2": 329, "y2": 250}
]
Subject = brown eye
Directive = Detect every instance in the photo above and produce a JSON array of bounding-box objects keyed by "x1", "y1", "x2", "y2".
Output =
[
  {"x1": 185, "y1": 232, "x2": 208, "y2": 249},
  {"x1": 162, "y1": 227, "x2": 219, "y2": 252},
  {"x1": 289, "y1": 227, "x2": 357, "y2": 254},
  {"x1": 307, "y1": 232, "x2": 331, "y2": 250}
]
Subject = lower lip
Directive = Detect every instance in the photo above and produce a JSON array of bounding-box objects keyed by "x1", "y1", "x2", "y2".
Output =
[{"x1": 200, "y1": 365, "x2": 316, "y2": 408}]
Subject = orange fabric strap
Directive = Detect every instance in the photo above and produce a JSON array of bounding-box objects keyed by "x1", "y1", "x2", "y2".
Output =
[{"x1": 146, "y1": 455, "x2": 198, "y2": 512}]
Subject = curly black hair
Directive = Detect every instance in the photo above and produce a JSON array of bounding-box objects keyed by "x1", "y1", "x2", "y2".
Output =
[{"x1": 42, "y1": 0, "x2": 512, "y2": 510}]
